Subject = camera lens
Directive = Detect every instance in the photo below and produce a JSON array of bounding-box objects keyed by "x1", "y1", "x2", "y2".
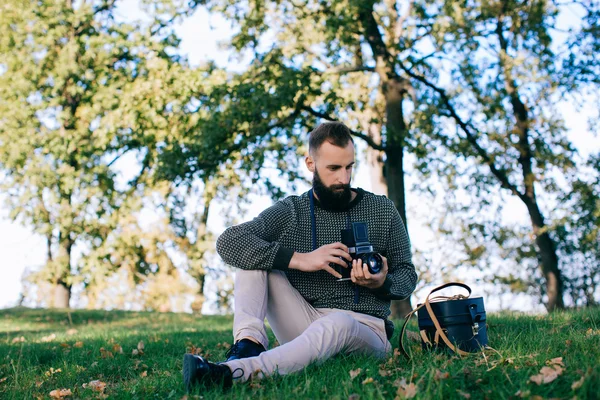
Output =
[{"x1": 361, "y1": 253, "x2": 383, "y2": 274}]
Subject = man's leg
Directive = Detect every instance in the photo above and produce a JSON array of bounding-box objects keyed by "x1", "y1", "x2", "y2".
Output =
[
  {"x1": 265, "y1": 270, "x2": 321, "y2": 345},
  {"x1": 223, "y1": 311, "x2": 389, "y2": 383},
  {"x1": 232, "y1": 269, "x2": 270, "y2": 349}
]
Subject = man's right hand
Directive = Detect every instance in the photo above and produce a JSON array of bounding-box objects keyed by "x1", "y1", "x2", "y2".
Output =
[{"x1": 289, "y1": 242, "x2": 352, "y2": 278}]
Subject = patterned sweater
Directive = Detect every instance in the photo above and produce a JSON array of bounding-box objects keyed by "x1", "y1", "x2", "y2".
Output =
[{"x1": 216, "y1": 188, "x2": 418, "y2": 336}]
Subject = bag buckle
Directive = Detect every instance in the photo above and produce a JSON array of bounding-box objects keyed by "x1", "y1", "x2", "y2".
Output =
[{"x1": 472, "y1": 322, "x2": 479, "y2": 336}]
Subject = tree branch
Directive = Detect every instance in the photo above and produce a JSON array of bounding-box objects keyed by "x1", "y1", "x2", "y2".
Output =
[
  {"x1": 323, "y1": 65, "x2": 375, "y2": 75},
  {"x1": 395, "y1": 61, "x2": 526, "y2": 200}
]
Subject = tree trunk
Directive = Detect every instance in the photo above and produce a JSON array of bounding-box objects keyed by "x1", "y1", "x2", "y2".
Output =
[
  {"x1": 522, "y1": 198, "x2": 564, "y2": 311},
  {"x1": 496, "y1": 13, "x2": 565, "y2": 311},
  {"x1": 384, "y1": 79, "x2": 412, "y2": 319},
  {"x1": 53, "y1": 283, "x2": 71, "y2": 308}
]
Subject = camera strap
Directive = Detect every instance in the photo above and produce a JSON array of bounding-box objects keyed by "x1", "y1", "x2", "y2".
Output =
[{"x1": 309, "y1": 189, "x2": 360, "y2": 304}]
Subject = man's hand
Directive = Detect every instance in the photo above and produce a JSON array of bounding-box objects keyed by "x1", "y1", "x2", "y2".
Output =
[
  {"x1": 289, "y1": 242, "x2": 352, "y2": 278},
  {"x1": 350, "y1": 256, "x2": 388, "y2": 289}
]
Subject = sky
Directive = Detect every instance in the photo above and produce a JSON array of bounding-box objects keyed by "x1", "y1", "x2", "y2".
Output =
[{"x1": 0, "y1": 0, "x2": 597, "y2": 312}]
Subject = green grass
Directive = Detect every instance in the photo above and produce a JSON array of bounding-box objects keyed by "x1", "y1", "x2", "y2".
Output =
[{"x1": 0, "y1": 307, "x2": 598, "y2": 399}]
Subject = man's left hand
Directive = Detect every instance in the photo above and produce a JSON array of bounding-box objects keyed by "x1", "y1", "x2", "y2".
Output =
[{"x1": 350, "y1": 256, "x2": 388, "y2": 289}]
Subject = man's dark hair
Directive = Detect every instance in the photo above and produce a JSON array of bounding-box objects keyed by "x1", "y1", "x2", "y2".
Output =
[{"x1": 308, "y1": 122, "x2": 354, "y2": 156}]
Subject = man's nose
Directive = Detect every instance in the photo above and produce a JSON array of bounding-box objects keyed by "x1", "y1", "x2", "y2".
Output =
[{"x1": 337, "y1": 169, "x2": 351, "y2": 185}]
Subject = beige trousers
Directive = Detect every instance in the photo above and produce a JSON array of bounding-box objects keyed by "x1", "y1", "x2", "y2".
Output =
[{"x1": 223, "y1": 269, "x2": 391, "y2": 382}]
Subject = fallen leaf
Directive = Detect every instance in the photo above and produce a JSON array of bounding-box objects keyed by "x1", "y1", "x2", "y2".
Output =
[
  {"x1": 396, "y1": 382, "x2": 417, "y2": 399},
  {"x1": 515, "y1": 389, "x2": 530, "y2": 398},
  {"x1": 0, "y1": 377, "x2": 7, "y2": 384},
  {"x1": 137, "y1": 341, "x2": 145, "y2": 352},
  {"x1": 66, "y1": 329, "x2": 78, "y2": 335},
  {"x1": 571, "y1": 376, "x2": 585, "y2": 390},
  {"x1": 140, "y1": 371, "x2": 148, "y2": 378},
  {"x1": 45, "y1": 368, "x2": 62, "y2": 377},
  {"x1": 349, "y1": 368, "x2": 362, "y2": 380},
  {"x1": 393, "y1": 348, "x2": 401, "y2": 358},
  {"x1": 60, "y1": 343, "x2": 70, "y2": 348},
  {"x1": 406, "y1": 331, "x2": 420, "y2": 341},
  {"x1": 90, "y1": 362, "x2": 98, "y2": 368},
  {"x1": 565, "y1": 340, "x2": 572, "y2": 346},
  {"x1": 546, "y1": 357, "x2": 564, "y2": 367},
  {"x1": 112, "y1": 344, "x2": 123, "y2": 354},
  {"x1": 74, "y1": 341, "x2": 83, "y2": 348},
  {"x1": 49, "y1": 388, "x2": 72, "y2": 398},
  {"x1": 132, "y1": 349, "x2": 139, "y2": 356},
  {"x1": 35, "y1": 381, "x2": 43, "y2": 387},
  {"x1": 379, "y1": 369, "x2": 392, "y2": 377},
  {"x1": 41, "y1": 334, "x2": 57, "y2": 343},
  {"x1": 82, "y1": 380, "x2": 106, "y2": 393},
  {"x1": 99, "y1": 348, "x2": 113, "y2": 359},
  {"x1": 530, "y1": 366, "x2": 562, "y2": 385},
  {"x1": 434, "y1": 369, "x2": 449, "y2": 381},
  {"x1": 361, "y1": 377, "x2": 374, "y2": 385},
  {"x1": 11, "y1": 336, "x2": 25, "y2": 343},
  {"x1": 393, "y1": 378, "x2": 407, "y2": 388},
  {"x1": 456, "y1": 389, "x2": 471, "y2": 399}
]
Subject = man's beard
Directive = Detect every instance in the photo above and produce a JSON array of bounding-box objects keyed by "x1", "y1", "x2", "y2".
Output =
[{"x1": 312, "y1": 169, "x2": 352, "y2": 211}]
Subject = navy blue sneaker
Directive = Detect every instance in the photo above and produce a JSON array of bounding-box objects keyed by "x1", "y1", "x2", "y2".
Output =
[
  {"x1": 225, "y1": 338, "x2": 266, "y2": 361},
  {"x1": 183, "y1": 354, "x2": 233, "y2": 392}
]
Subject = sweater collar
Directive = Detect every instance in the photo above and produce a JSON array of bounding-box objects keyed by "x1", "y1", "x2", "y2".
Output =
[{"x1": 310, "y1": 187, "x2": 364, "y2": 212}]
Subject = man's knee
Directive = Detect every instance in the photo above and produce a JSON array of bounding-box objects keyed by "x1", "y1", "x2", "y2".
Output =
[
  {"x1": 317, "y1": 312, "x2": 357, "y2": 336},
  {"x1": 236, "y1": 269, "x2": 268, "y2": 281}
]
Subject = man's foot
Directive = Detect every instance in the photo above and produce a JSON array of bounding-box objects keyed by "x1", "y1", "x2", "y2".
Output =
[
  {"x1": 183, "y1": 354, "x2": 233, "y2": 391},
  {"x1": 225, "y1": 338, "x2": 266, "y2": 361}
]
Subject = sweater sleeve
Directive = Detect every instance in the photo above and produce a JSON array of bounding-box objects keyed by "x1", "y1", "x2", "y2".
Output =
[
  {"x1": 372, "y1": 201, "x2": 418, "y2": 300},
  {"x1": 216, "y1": 199, "x2": 296, "y2": 271}
]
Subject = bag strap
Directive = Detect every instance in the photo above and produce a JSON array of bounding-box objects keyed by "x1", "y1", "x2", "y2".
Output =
[{"x1": 399, "y1": 282, "x2": 472, "y2": 359}]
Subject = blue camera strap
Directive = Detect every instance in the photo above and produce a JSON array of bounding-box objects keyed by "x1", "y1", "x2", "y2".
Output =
[{"x1": 309, "y1": 189, "x2": 360, "y2": 304}]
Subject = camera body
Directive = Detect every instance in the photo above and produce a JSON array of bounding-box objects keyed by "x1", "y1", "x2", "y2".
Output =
[{"x1": 336, "y1": 222, "x2": 383, "y2": 280}]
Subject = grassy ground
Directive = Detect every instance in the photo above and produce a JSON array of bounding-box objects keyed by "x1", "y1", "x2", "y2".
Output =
[{"x1": 0, "y1": 307, "x2": 598, "y2": 399}]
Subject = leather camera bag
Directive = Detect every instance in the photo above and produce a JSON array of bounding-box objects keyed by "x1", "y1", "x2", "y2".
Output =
[{"x1": 400, "y1": 282, "x2": 488, "y2": 358}]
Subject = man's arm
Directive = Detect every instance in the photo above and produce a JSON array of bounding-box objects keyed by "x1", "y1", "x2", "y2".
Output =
[
  {"x1": 216, "y1": 200, "x2": 296, "y2": 271},
  {"x1": 371, "y1": 202, "x2": 418, "y2": 300}
]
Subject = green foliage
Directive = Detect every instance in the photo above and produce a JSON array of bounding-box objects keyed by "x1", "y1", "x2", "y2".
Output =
[
  {"x1": 1, "y1": 307, "x2": 599, "y2": 399},
  {"x1": 0, "y1": 0, "x2": 188, "y2": 306}
]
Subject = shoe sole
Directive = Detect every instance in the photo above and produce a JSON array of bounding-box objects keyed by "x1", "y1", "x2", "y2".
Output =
[{"x1": 183, "y1": 354, "x2": 198, "y2": 392}]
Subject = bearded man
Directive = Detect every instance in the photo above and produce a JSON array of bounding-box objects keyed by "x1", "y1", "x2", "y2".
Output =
[{"x1": 183, "y1": 121, "x2": 417, "y2": 390}]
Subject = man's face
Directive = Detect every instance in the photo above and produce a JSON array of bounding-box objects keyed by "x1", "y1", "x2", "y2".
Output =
[{"x1": 306, "y1": 141, "x2": 355, "y2": 208}]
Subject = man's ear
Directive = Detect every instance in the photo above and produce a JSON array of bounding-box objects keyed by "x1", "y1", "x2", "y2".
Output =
[{"x1": 305, "y1": 154, "x2": 315, "y2": 173}]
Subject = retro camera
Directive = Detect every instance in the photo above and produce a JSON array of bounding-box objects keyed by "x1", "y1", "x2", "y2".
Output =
[{"x1": 335, "y1": 222, "x2": 383, "y2": 281}]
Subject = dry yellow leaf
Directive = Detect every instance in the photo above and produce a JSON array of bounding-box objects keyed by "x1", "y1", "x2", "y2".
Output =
[
  {"x1": 137, "y1": 341, "x2": 145, "y2": 352},
  {"x1": 112, "y1": 344, "x2": 123, "y2": 354},
  {"x1": 99, "y1": 348, "x2": 113, "y2": 359},
  {"x1": 66, "y1": 329, "x2": 78, "y2": 335},
  {"x1": 41, "y1": 334, "x2": 56, "y2": 343},
  {"x1": 140, "y1": 371, "x2": 148, "y2": 378},
  {"x1": 571, "y1": 376, "x2": 585, "y2": 390},
  {"x1": 0, "y1": 377, "x2": 8, "y2": 384},
  {"x1": 349, "y1": 368, "x2": 362, "y2": 380},
  {"x1": 396, "y1": 382, "x2": 417, "y2": 399},
  {"x1": 361, "y1": 377, "x2": 374, "y2": 385},
  {"x1": 11, "y1": 336, "x2": 25, "y2": 343},
  {"x1": 82, "y1": 380, "x2": 106, "y2": 393},
  {"x1": 49, "y1": 388, "x2": 72, "y2": 398},
  {"x1": 434, "y1": 369, "x2": 450, "y2": 381},
  {"x1": 73, "y1": 341, "x2": 83, "y2": 348},
  {"x1": 530, "y1": 365, "x2": 562, "y2": 385},
  {"x1": 456, "y1": 389, "x2": 471, "y2": 399},
  {"x1": 546, "y1": 357, "x2": 564, "y2": 367}
]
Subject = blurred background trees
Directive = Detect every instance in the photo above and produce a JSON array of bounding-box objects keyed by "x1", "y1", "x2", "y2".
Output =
[{"x1": 1, "y1": 0, "x2": 597, "y2": 314}]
